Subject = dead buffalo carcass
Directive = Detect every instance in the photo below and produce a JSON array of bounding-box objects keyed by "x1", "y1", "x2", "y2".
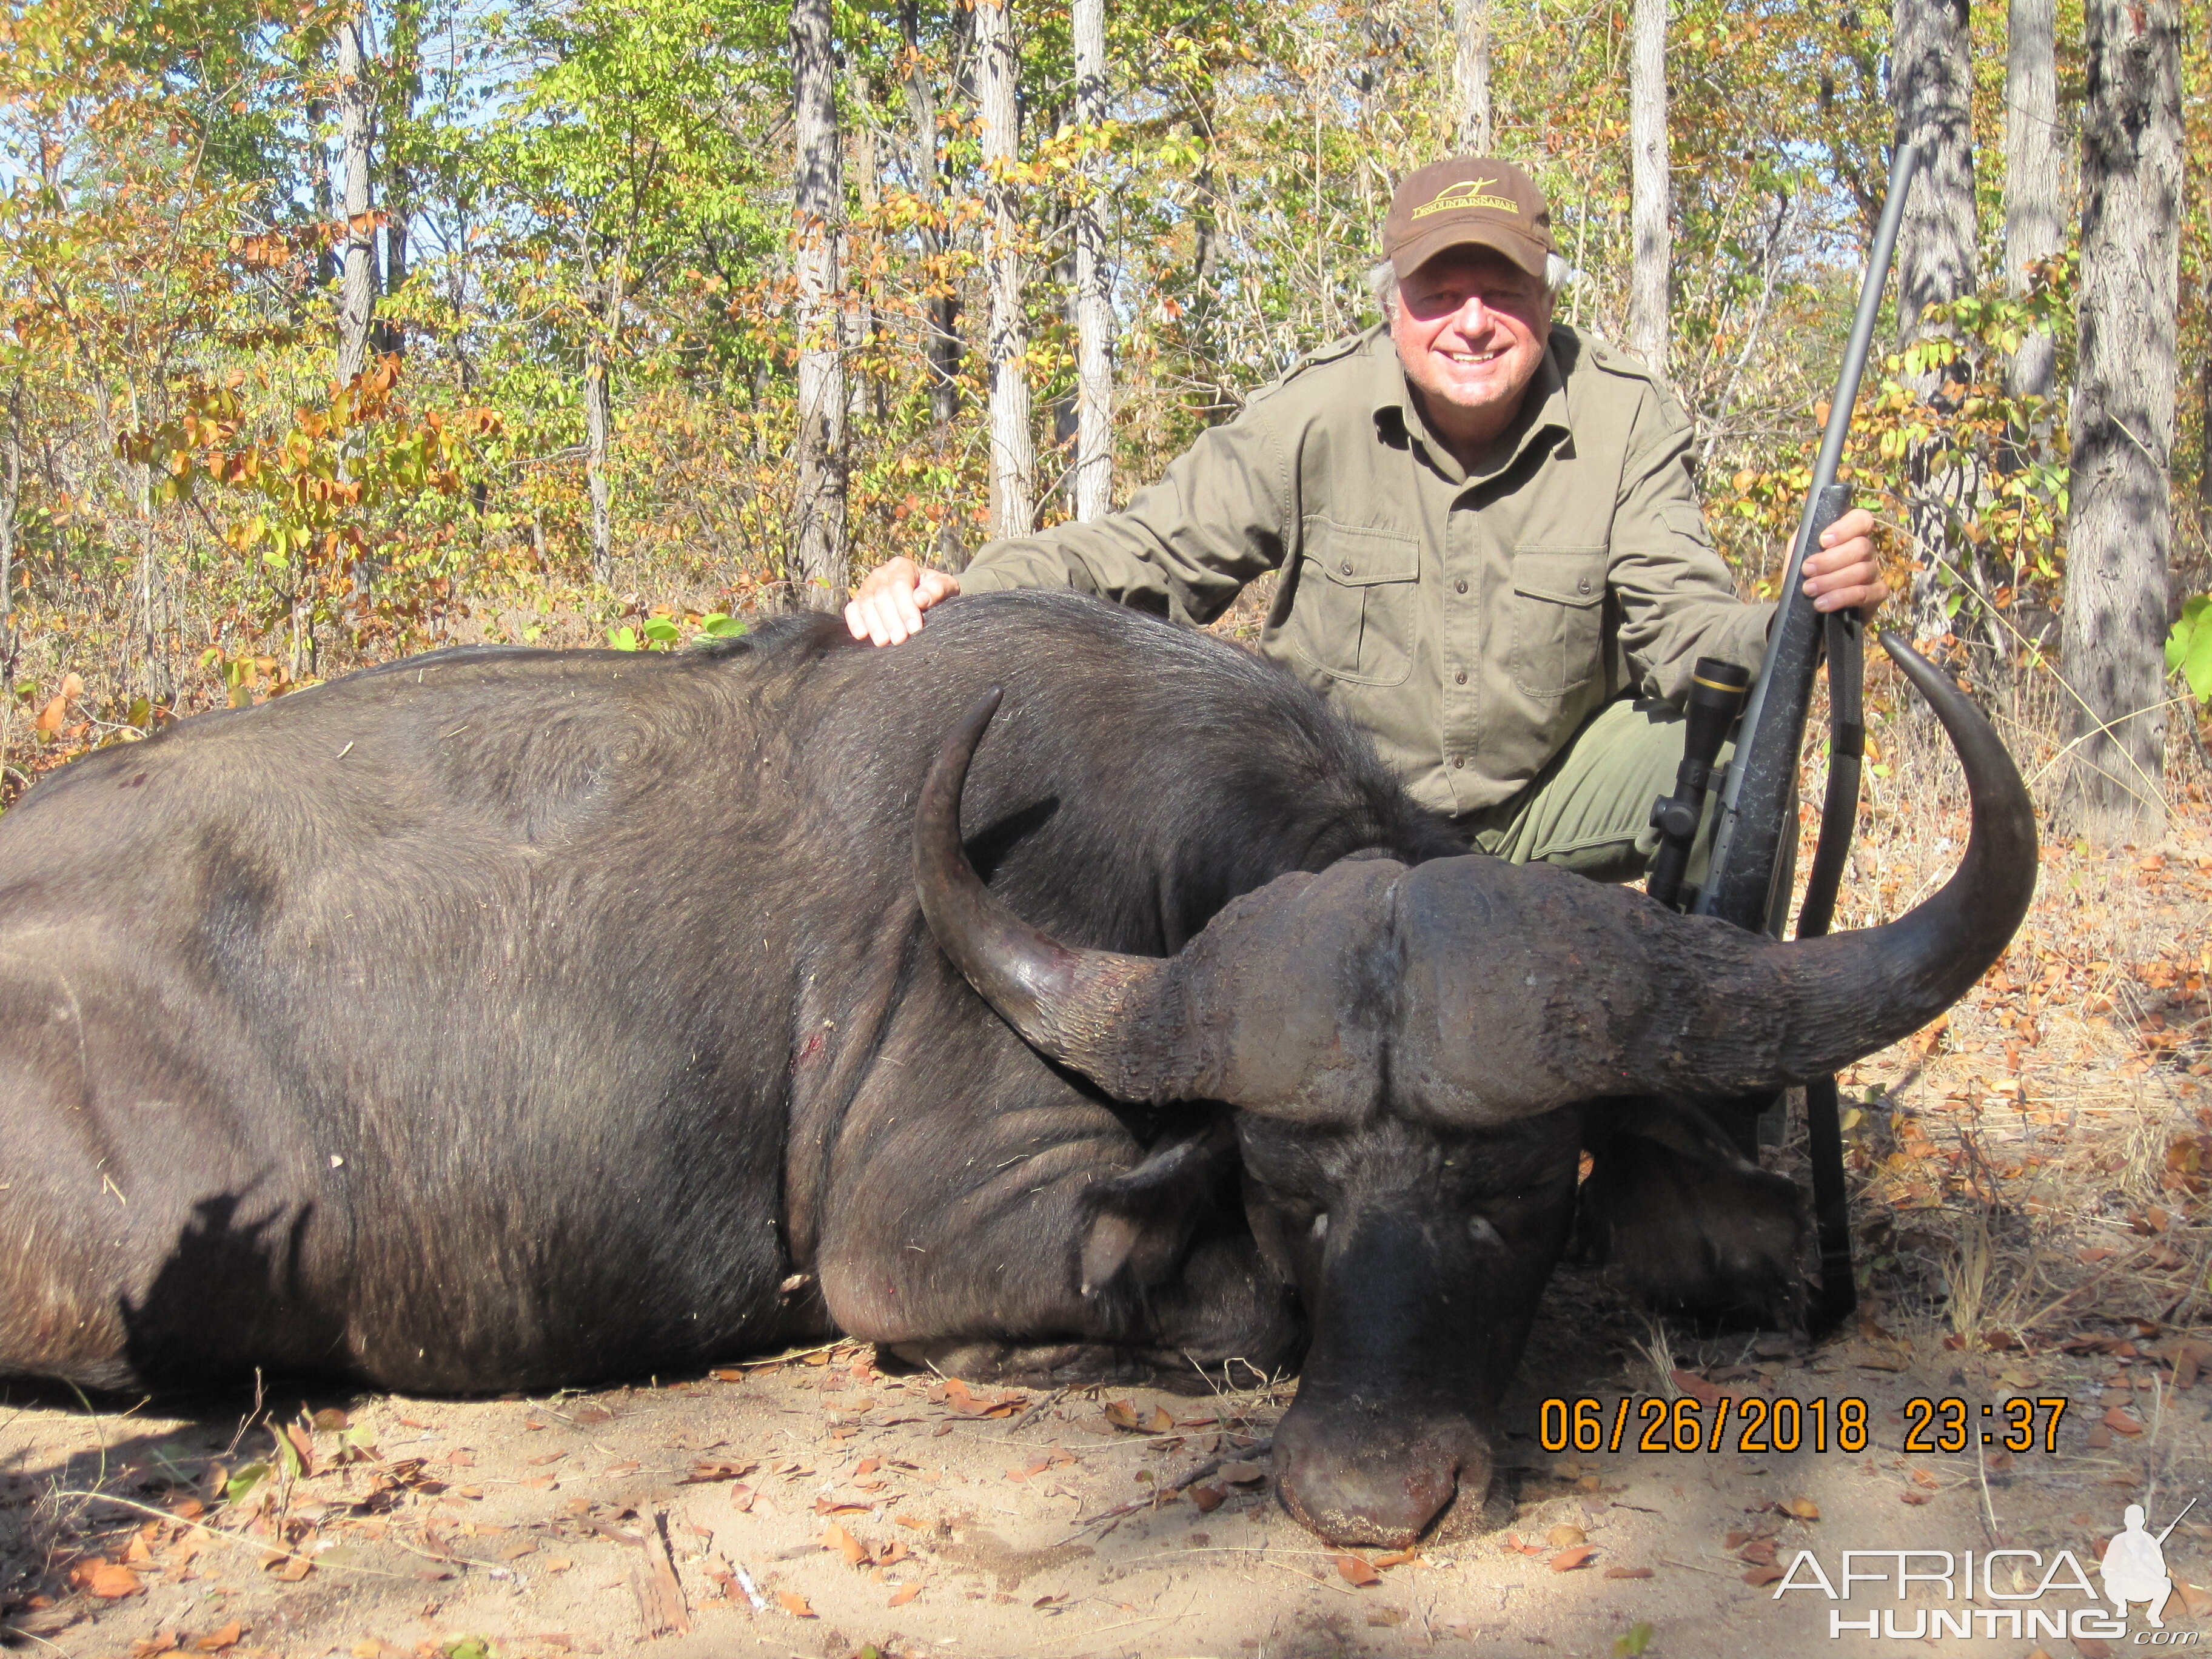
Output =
[{"x1": 0, "y1": 591, "x2": 2033, "y2": 1548}]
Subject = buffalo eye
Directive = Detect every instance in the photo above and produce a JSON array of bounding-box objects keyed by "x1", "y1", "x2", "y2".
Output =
[{"x1": 1467, "y1": 1215, "x2": 1504, "y2": 1252}]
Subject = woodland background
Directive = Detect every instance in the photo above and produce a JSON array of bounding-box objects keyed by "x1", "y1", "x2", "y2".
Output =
[{"x1": 0, "y1": 0, "x2": 2207, "y2": 840}]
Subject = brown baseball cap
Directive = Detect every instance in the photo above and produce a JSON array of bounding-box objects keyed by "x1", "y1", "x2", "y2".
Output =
[{"x1": 1382, "y1": 156, "x2": 1555, "y2": 280}]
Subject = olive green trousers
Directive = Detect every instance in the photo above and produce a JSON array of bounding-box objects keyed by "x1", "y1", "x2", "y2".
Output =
[{"x1": 1452, "y1": 693, "x2": 1733, "y2": 890}]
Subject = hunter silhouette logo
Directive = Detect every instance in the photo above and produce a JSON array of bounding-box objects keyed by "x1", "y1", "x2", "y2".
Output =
[
  {"x1": 2104, "y1": 1500, "x2": 2196, "y2": 1628},
  {"x1": 1410, "y1": 177, "x2": 1519, "y2": 219}
]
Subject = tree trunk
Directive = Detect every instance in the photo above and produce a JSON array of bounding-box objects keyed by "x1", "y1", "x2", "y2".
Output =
[
  {"x1": 0, "y1": 384, "x2": 18, "y2": 680},
  {"x1": 2003, "y1": 0, "x2": 2061, "y2": 398},
  {"x1": 1450, "y1": 0, "x2": 1491, "y2": 150},
  {"x1": 791, "y1": 0, "x2": 849, "y2": 608},
  {"x1": 372, "y1": 0, "x2": 420, "y2": 361},
  {"x1": 581, "y1": 241, "x2": 623, "y2": 589},
  {"x1": 974, "y1": 0, "x2": 1033, "y2": 537},
  {"x1": 848, "y1": 101, "x2": 878, "y2": 424},
  {"x1": 1891, "y1": 0, "x2": 1978, "y2": 642},
  {"x1": 335, "y1": 15, "x2": 377, "y2": 385},
  {"x1": 1627, "y1": 0, "x2": 1669, "y2": 381},
  {"x1": 1072, "y1": 0, "x2": 1112, "y2": 523},
  {"x1": 2059, "y1": 0, "x2": 2180, "y2": 841},
  {"x1": 902, "y1": 0, "x2": 965, "y2": 436}
]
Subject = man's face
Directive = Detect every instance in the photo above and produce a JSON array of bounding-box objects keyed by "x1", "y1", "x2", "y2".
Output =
[{"x1": 1389, "y1": 247, "x2": 1552, "y2": 438}]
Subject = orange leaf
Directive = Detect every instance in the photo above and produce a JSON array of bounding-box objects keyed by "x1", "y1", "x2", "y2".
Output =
[
  {"x1": 1549, "y1": 1546, "x2": 1596, "y2": 1572},
  {"x1": 2102, "y1": 1406, "x2": 2145, "y2": 1436},
  {"x1": 87, "y1": 1561, "x2": 145, "y2": 1598},
  {"x1": 1334, "y1": 1553, "x2": 1381, "y2": 1587},
  {"x1": 1784, "y1": 1496, "x2": 1821, "y2": 1521},
  {"x1": 1605, "y1": 1566, "x2": 1654, "y2": 1580},
  {"x1": 1669, "y1": 1369, "x2": 1724, "y2": 1408},
  {"x1": 822, "y1": 1521, "x2": 867, "y2": 1566},
  {"x1": 193, "y1": 1623, "x2": 244, "y2": 1652},
  {"x1": 776, "y1": 1590, "x2": 816, "y2": 1618},
  {"x1": 1743, "y1": 1564, "x2": 1786, "y2": 1586},
  {"x1": 1371, "y1": 1549, "x2": 1419, "y2": 1569},
  {"x1": 888, "y1": 1583, "x2": 922, "y2": 1607},
  {"x1": 1190, "y1": 1484, "x2": 1225, "y2": 1512}
]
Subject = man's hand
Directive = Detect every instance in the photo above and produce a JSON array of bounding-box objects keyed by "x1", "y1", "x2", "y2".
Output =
[
  {"x1": 845, "y1": 557, "x2": 961, "y2": 646},
  {"x1": 1799, "y1": 507, "x2": 1888, "y2": 618}
]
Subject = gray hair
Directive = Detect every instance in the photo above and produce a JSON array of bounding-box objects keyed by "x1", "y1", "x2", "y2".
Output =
[{"x1": 1367, "y1": 253, "x2": 1572, "y2": 314}]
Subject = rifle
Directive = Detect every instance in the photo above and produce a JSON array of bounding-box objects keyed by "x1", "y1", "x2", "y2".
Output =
[{"x1": 1645, "y1": 142, "x2": 1921, "y2": 1336}]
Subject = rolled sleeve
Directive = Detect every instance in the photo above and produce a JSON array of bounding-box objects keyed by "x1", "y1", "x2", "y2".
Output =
[
  {"x1": 960, "y1": 411, "x2": 1293, "y2": 627},
  {"x1": 1606, "y1": 389, "x2": 1774, "y2": 700}
]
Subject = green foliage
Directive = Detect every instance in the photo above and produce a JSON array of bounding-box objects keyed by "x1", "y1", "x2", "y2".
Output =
[
  {"x1": 2168, "y1": 595, "x2": 2212, "y2": 703},
  {"x1": 1, "y1": 0, "x2": 2207, "y2": 800}
]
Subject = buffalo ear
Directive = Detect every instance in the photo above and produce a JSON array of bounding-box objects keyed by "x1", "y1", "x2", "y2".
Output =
[{"x1": 1078, "y1": 1119, "x2": 1237, "y2": 1298}]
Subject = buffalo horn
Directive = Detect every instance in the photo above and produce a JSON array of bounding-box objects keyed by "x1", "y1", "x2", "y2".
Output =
[{"x1": 913, "y1": 689, "x2": 1231, "y2": 1103}]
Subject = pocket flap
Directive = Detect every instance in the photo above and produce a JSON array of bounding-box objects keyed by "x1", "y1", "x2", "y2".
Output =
[
  {"x1": 1511, "y1": 547, "x2": 1606, "y2": 607},
  {"x1": 1310, "y1": 521, "x2": 1418, "y2": 586}
]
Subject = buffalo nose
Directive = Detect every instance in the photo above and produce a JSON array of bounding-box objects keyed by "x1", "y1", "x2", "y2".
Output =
[{"x1": 1271, "y1": 1396, "x2": 1490, "y2": 1549}]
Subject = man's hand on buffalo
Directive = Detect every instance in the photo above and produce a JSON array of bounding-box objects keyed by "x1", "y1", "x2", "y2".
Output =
[
  {"x1": 846, "y1": 556, "x2": 961, "y2": 646},
  {"x1": 1801, "y1": 506, "x2": 1887, "y2": 618}
]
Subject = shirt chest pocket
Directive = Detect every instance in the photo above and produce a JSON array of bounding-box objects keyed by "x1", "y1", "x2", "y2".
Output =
[
  {"x1": 1289, "y1": 521, "x2": 1421, "y2": 688},
  {"x1": 1509, "y1": 546, "x2": 1606, "y2": 697}
]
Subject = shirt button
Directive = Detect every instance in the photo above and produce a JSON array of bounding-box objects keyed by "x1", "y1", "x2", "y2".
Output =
[
  {"x1": 1340, "y1": 560, "x2": 1353, "y2": 574},
  {"x1": 1455, "y1": 579, "x2": 1469, "y2": 594},
  {"x1": 1452, "y1": 756, "x2": 1464, "y2": 769},
  {"x1": 1578, "y1": 577, "x2": 1594, "y2": 595},
  {"x1": 1455, "y1": 669, "x2": 1469, "y2": 685}
]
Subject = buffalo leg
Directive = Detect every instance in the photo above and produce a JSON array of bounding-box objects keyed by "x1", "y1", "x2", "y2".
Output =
[
  {"x1": 813, "y1": 1093, "x2": 1298, "y2": 1389},
  {"x1": 1574, "y1": 1096, "x2": 1806, "y2": 1329}
]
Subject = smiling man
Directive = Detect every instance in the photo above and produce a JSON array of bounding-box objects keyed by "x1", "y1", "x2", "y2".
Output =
[{"x1": 846, "y1": 157, "x2": 1885, "y2": 880}]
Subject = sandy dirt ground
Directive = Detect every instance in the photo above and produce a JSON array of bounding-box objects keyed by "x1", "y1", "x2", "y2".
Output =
[{"x1": 1, "y1": 1272, "x2": 2207, "y2": 1659}]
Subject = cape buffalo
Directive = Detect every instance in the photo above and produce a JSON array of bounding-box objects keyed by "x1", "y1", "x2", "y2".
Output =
[{"x1": 0, "y1": 591, "x2": 2034, "y2": 1548}]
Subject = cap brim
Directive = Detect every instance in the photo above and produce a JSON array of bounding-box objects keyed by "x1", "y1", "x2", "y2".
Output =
[{"x1": 1389, "y1": 221, "x2": 1549, "y2": 280}]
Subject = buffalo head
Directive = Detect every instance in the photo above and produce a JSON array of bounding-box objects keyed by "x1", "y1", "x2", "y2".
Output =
[{"x1": 914, "y1": 635, "x2": 2036, "y2": 1547}]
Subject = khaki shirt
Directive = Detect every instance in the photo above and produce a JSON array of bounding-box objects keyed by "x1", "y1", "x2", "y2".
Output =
[{"x1": 959, "y1": 323, "x2": 1773, "y2": 819}]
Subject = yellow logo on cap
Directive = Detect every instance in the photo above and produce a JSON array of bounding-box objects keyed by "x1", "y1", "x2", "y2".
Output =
[{"x1": 1410, "y1": 177, "x2": 1519, "y2": 220}]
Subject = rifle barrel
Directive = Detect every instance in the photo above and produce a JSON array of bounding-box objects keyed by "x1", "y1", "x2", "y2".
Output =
[{"x1": 1695, "y1": 141, "x2": 1920, "y2": 930}]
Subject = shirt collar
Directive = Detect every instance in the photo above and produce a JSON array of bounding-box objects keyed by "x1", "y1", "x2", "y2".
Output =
[{"x1": 1370, "y1": 324, "x2": 1574, "y2": 485}]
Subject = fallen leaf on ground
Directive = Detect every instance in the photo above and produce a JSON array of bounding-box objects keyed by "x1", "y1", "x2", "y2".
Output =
[
  {"x1": 776, "y1": 1591, "x2": 815, "y2": 1618},
  {"x1": 2102, "y1": 1406, "x2": 2144, "y2": 1436},
  {"x1": 888, "y1": 1583, "x2": 921, "y2": 1607},
  {"x1": 1547, "y1": 1524, "x2": 1586, "y2": 1547},
  {"x1": 1190, "y1": 1484, "x2": 1225, "y2": 1512},
  {"x1": 822, "y1": 1521, "x2": 868, "y2": 1566},
  {"x1": 1900, "y1": 1489, "x2": 1932, "y2": 1506},
  {"x1": 1372, "y1": 1549, "x2": 1419, "y2": 1569},
  {"x1": 1335, "y1": 1553, "x2": 1381, "y2": 1587},
  {"x1": 1742, "y1": 1564, "x2": 1786, "y2": 1586},
  {"x1": 1550, "y1": 1546, "x2": 1596, "y2": 1572},
  {"x1": 1783, "y1": 1496, "x2": 1820, "y2": 1521},
  {"x1": 1604, "y1": 1566, "x2": 1654, "y2": 1580},
  {"x1": 84, "y1": 1562, "x2": 145, "y2": 1598},
  {"x1": 193, "y1": 1623, "x2": 244, "y2": 1652},
  {"x1": 685, "y1": 1459, "x2": 756, "y2": 1483},
  {"x1": 1669, "y1": 1369, "x2": 1724, "y2": 1408},
  {"x1": 1217, "y1": 1460, "x2": 1265, "y2": 1485}
]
